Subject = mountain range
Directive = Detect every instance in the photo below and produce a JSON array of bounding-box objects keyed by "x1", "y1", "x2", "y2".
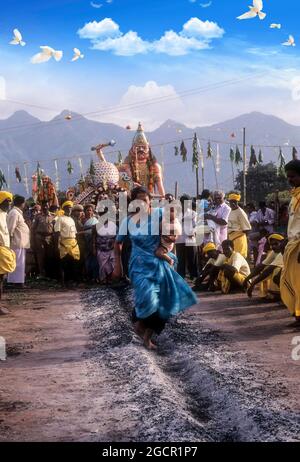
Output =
[{"x1": 0, "y1": 110, "x2": 299, "y2": 196}]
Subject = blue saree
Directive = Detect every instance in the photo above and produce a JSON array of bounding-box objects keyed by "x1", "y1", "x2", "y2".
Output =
[{"x1": 116, "y1": 208, "x2": 197, "y2": 321}]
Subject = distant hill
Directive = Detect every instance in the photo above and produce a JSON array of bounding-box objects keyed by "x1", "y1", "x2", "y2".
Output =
[{"x1": 0, "y1": 110, "x2": 299, "y2": 196}]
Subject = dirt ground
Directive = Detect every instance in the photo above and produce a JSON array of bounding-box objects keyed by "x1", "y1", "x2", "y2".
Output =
[{"x1": 0, "y1": 286, "x2": 300, "y2": 442}]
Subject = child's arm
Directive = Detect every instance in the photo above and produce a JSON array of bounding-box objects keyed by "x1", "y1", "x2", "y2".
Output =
[{"x1": 155, "y1": 246, "x2": 174, "y2": 266}]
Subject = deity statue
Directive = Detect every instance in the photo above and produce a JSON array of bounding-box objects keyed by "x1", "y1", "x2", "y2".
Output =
[
  {"x1": 75, "y1": 141, "x2": 121, "y2": 206},
  {"x1": 32, "y1": 173, "x2": 58, "y2": 207},
  {"x1": 118, "y1": 122, "x2": 165, "y2": 197}
]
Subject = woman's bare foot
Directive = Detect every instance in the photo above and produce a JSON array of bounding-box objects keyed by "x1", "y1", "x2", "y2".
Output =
[
  {"x1": 134, "y1": 321, "x2": 146, "y2": 340},
  {"x1": 144, "y1": 338, "x2": 157, "y2": 350},
  {"x1": 143, "y1": 328, "x2": 157, "y2": 350}
]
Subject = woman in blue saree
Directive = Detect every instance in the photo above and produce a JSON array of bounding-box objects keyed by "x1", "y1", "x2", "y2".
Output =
[{"x1": 113, "y1": 187, "x2": 197, "y2": 350}]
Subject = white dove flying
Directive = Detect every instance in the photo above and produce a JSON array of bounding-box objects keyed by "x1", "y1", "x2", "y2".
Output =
[
  {"x1": 71, "y1": 48, "x2": 84, "y2": 62},
  {"x1": 31, "y1": 46, "x2": 63, "y2": 64},
  {"x1": 237, "y1": 0, "x2": 266, "y2": 20},
  {"x1": 282, "y1": 35, "x2": 296, "y2": 47},
  {"x1": 10, "y1": 29, "x2": 26, "y2": 46},
  {"x1": 270, "y1": 23, "x2": 281, "y2": 29}
]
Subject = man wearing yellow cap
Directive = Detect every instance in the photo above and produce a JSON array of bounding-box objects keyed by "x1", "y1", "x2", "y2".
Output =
[
  {"x1": 243, "y1": 234, "x2": 286, "y2": 300},
  {"x1": 0, "y1": 191, "x2": 16, "y2": 315},
  {"x1": 193, "y1": 242, "x2": 224, "y2": 292},
  {"x1": 54, "y1": 201, "x2": 80, "y2": 286},
  {"x1": 227, "y1": 193, "x2": 252, "y2": 258},
  {"x1": 280, "y1": 160, "x2": 300, "y2": 322}
]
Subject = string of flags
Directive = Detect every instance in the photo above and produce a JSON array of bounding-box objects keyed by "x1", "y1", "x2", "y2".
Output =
[{"x1": 0, "y1": 134, "x2": 299, "y2": 193}]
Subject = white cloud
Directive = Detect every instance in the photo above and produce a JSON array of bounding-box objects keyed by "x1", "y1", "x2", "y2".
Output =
[
  {"x1": 78, "y1": 18, "x2": 120, "y2": 39},
  {"x1": 78, "y1": 17, "x2": 224, "y2": 56},
  {"x1": 0, "y1": 76, "x2": 6, "y2": 100},
  {"x1": 108, "y1": 81, "x2": 185, "y2": 130},
  {"x1": 153, "y1": 31, "x2": 209, "y2": 56},
  {"x1": 93, "y1": 31, "x2": 150, "y2": 56},
  {"x1": 182, "y1": 17, "x2": 224, "y2": 39}
]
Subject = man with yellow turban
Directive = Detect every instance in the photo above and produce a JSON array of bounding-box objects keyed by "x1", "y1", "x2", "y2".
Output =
[
  {"x1": 243, "y1": 234, "x2": 286, "y2": 300},
  {"x1": 280, "y1": 160, "x2": 300, "y2": 322},
  {"x1": 227, "y1": 193, "x2": 252, "y2": 258},
  {"x1": 193, "y1": 242, "x2": 224, "y2": 292},
  {"x1": 54, "y1": 201, "x2": 80, "y2": 286},
  {"x1": 0, "y1": 191, "x2": 16, "y2": 315}
]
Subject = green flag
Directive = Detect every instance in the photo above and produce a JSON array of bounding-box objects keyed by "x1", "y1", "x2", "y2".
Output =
[
  {"x1": 249, "y1": 145, "x2": 258, "y2": 167},
  {"x1": 235, "y1": 146, "x2": 242, "y2": 165},
  {"x1": 207, "y1": 141, "x2": 213, "y2": 159},
  {"x1": 180, "y1": 141, "x2": 187, "y2": 162},
  {"x1": 292, "y1": 147, "x2": 298, "y2": 160},
  {"x1": 67, "y1": 161, "x2": 73, "y2": 175}
]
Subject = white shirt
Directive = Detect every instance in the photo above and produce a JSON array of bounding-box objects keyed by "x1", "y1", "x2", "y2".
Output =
[
  {"x1": 256, "y1": 208, "x2": 275, "y2": 234},
  {"x1": 0, "y1": 209, "x2": 10, "y2": 247},
  {"x1": 54, "y1": 216, "x2": 77, "y2": 239},
  {"x1": 7, "y1": 207, "x2": 30, "y2": 249},
  {"x1": 228, "y1": 207, "x2": 252, "y2": 233},
  {"x1": 211, "y1": 202, "x2": 231, "y2": 246},
  {"x1": 176, "y1": 208, "x2": 197, "y2": 245}
]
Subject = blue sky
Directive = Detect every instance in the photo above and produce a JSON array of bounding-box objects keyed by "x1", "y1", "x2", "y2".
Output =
[{"x1": 0, "y1": 0, "x2": 300, "y2": 129}]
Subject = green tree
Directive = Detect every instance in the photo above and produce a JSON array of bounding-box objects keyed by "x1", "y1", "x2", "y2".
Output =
[{"x1": 235, "y1": 162, "x2": 289, "y2": 204}]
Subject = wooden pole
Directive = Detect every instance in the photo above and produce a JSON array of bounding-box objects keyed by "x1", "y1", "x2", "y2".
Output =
[
  {"x1": 196, "y1": 167, "x2": 199, "y2": 197},
  {"x1": 175, "y1": 181, "x2": 178, "y2": 199}
]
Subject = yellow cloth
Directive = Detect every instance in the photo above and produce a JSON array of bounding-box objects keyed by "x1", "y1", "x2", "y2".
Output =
[
  {"x1": 280, "y1": 238, "x2": 300, "y2": 317},
  {"x1": 228, "y1": 193, "x2": 241, "y2": 202},
  {"x1": 203, "y1": 242, "x2": 216, "y2": 254},
  {"x1": 0, "y1": 191, "x2": 13, "y2": 205},
  {"x1": 268, "y1": 234, "x2": 284, "y2": 242},
  {"x1": 228, "y1": 231, "x2": 248, "y2": 258},
  {"x1": 288, "y1": 187, "x2": 300, "y2": 241},
  {"x1": 219, "y1": 270, "x2": 246, "y2": 295},
  {"x1": 217, "y1": 251, "x2": 250, "y2": 294},
  {"x1": 260, "y1": 253, "x2": 283, "y2": 297},
  {"x1": 59, "y1": 238, "x2": 80, "y2": 261},
  {"x1": 0, "y1": 246, "x2": 16, "y2": 275},
  {"x1": 56, "y1": 210, "x2": 65, "y2": 217},
  {"x1": 61, "y1": 201, "x2": 74, "y2": 209}
]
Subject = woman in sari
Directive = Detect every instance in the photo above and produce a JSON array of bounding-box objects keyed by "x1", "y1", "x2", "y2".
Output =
[{"x1": 113, "y1": 187, "x2": 197, "y2": 350}]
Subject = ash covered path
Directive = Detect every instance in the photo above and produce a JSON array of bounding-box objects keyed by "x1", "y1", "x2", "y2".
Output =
[{"x1": 0, "y1": 287, "x2": 300, "y2": 442}]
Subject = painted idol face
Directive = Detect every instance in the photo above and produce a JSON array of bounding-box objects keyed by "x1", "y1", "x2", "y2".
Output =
[{"x1": 135, "y1": 145, "x2": 149, "y2": 163}]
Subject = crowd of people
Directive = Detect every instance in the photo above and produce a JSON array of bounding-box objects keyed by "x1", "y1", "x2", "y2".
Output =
[{"x1": 0, "y1": 159, "x2": 299, "y2": 346}]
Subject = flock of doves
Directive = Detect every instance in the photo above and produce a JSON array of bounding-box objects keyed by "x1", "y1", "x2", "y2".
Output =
[
  {"x1": 237, "y1": 0, "x2": 296, "y2": 47},
  {"x1": 7, "y1": 0, "x2": 296, "y2": 65}
]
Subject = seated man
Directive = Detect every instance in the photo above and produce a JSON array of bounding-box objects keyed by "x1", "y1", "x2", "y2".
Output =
[
  {"x1": 192, "y1": 242, "x2": 223, "y2": 292},
  {"x1": 243, "y1": 234, "x2": 286, "y2": 301},
  {"x1": 217, "y1": 239, "x2": 251, "y2": 294}
]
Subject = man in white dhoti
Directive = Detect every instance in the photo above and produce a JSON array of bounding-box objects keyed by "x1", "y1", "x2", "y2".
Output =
[
  {"x1": 7, "y1": 195, "x2": 30, "y2": 287},
  {"x1": 0, "y1": 191, "x2": 16, "y2": 314}
]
